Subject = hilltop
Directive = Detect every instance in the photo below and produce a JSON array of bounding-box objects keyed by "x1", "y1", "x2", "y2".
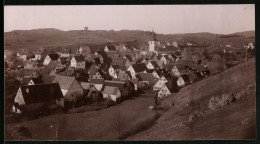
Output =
[{"x1": 4, "y1": 28, "x2": 255, "y2": 52}]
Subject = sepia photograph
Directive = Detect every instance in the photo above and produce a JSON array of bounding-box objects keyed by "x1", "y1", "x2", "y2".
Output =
[{"x1": 4, "y1": 4, "x2": 256, "y2": 141}]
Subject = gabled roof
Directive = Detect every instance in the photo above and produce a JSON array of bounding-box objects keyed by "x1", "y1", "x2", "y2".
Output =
[
  {"x1": 42, "y1": 75, "x2": 56, "y2": 84},
  {"x1": 31, "y1": 77, "x2": 43, "y2": 84},
  {"x1": 21, "y1": 77, "x2": 31, "y2": 85},
  {"x1": 102, "y1": 80, "x2": 126, "y2": 91},
  {"x1": 89, "y1": 78, "x2": 104, "y2": 84},
  {"x1": 110, "y1": 64, "x2": 121, "y2": 70},
  {"x1": 125, "y1": 55, "x2": 133, "y2": 62},
  {"x1": 131, "y1": 63, "x2": 147, "y2": 73},
  {"x1": 136, "y1": 73, "x2": 159, "y2": 86},
  {"x1": 47, "y1": 53, "x2": 60, "y2": 61},
  {"x1": 45, "y1": 61, "x2": 61, "y2": 70},
  {"x1": 103, "y1": 86, "x2": 120, "y2": 95},
  {"x1": 52, "y1": 75, "x2": 76, "y2": 90},
  {"x1": 181, "y1": 74, "x2": 190, "y2": 83},
  {"x1": 105, "y1": 45, "x2": 117, "y2": 51},
  {"x1": 149, "y1": 60, "x2": 160, "y2": 69},
  {"x1": 73, "y1": 54, "x2": 85, "y2": 62},
  {"x1": 117, "y1": 70, "x2": 129, "y2": 80},
  {"x1": 80, "y1": 82, "x2": 90, "y2": 90},
  {"x1": 19, "y1": 83, "x2": 63, "y2": 105}
]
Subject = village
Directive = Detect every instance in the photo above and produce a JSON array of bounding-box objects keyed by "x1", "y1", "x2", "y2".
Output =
[{"x1": 4, "y1": 30, "x2": 255, "y2": 121}]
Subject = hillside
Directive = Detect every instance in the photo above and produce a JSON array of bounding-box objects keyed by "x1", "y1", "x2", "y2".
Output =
[
  {"x1": 127, "y1": 58, "x2": 256, "y2": 140},
  {"x1": 4, "y1": 29, "x2": 255, "y2": 52}
]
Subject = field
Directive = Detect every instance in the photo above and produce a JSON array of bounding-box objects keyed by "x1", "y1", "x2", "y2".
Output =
[
  {"x1": 5, "y1": 96, "x2": 158, "y2": 140},
  {"x1": 127, "y1": 58, "x2": 256, "y2": 140}
]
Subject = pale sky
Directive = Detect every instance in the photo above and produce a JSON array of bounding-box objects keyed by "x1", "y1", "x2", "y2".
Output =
[{"x1": 4, "y1": 5, "x2": 255, "y2": 34}]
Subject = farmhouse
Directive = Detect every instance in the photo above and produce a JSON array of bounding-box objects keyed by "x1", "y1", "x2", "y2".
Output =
[
  {"x1": 52, "y1": 75, "x2": 83, "y2": 100},
  {"x1": 127, "y1": 63, "x2": 147, "y2": 78},
  {"x1": 89, "y1": 78, "x2": 104, "y2": 92},
  {"x1": 43, "y1": 53, "x2": 60, "y2": 66},
  {"x1": 157, "y1": 84, "x2": 171, "y2": 98},
  {"x1": 71, "y1": 54, "x2": 86, "y2": 69},
  {"x1": 108, "y1": 64, "x2": 121, "y2": 78},
  {"x1": 13, "y1": 83, "x2": 64, "y2": 113},
  {"x1": 102, "y1": 86, "x2": 121, "y2": 102}
]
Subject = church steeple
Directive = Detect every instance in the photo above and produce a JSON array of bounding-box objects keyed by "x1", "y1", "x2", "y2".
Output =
[{"x1": 151, "y1": 30, "x2": 157, "y2": 41}]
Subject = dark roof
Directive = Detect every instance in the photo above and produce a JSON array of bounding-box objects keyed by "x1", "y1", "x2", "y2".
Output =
[
  {"x1": 102, "y1": 80, "x2": 126, "y2": 91},
  {"x1": 48, "y1": 53, "x2": 60, "y2": 61},
  {"x1": 31, "y1": 77, "x2": 43, "y2": 84},
  {"x1": 125, "y1": 55, "x2": 133, "y2": 62},
  {"x1": 106, "y1": 45, "x2": 117, "y2": 51},
  {"x1": 151, "y1": 30, "x2": 157, "y2": 41},
  {"x1": 136, "y1": 73, "x2": 158, "y2": 86},
  {"x1": 132, "y1": 63, "x2": 147, "y2": 73},
  {"x1": 89, "y1": 78, "x2": 104, "y2": 84},
  {"x1": 111, "y1": 64, "x2": 121, "y2": 70},
  {"x1": 19, "y1": 83, "x2": 63, "y2": 105},
  {"x1": 73, "y1": 54, "x2": 85, "y2": 62},
  {"x1": 181, "y1": 74, "x2": 190, "y2": 83},
  {"x1": 149, "y1": 61, "x2": 160, "y2": 69}
]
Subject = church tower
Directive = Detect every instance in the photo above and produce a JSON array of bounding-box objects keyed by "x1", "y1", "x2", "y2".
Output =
[{"x1": 148, "y1": 30, "x2": 158, "y2": 52}]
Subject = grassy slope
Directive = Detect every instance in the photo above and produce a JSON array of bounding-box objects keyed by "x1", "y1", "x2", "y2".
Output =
[
  {"x1": 5, "y1": 97, "x2": 157, "y2": 140},
  {"x1": 127, "y1": 58, "x2": 256, "y2": 140}
]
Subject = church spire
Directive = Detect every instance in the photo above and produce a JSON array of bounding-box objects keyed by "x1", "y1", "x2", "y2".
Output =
[{"x1": 151, "y1": 30, "x2": 157, "y2": 41}]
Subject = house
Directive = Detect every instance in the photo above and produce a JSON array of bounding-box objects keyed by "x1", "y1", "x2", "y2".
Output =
[
  {"x1": 104, "y1": 45, "x2": 117, "y2": 52},
  {"x1": 117, "y1": 70, "x2": 131, "y2": 80},
  {"x1": 42, "y1": 75, "x2": 56, "y2": 84},
  {"x1": 177, "y1": 74, "x2": 190, "y2": 87},
  {"x1": 102, "y1": 80, "x2": 126, "y2": 90},
  {"x1": 175, "y1": 59, "x2": 194, "y2": 66},
  {"x1": 13, "y1": 83, "x2": 64, "y2": 113},
  {"x1": 15, "y1": 69, "x2": 43, "y2": 81},
  {"x1": 71, "y1": 54, "x2": 86, "y2": 69},
  {"x1": 17, "y1": 49, "x2": 34, "y2": 61},
  {"x1": 108, "y1": 64, "x2": 121, "y2": 78},
  {"x1": 146, "y1": 60, "x2": 160, "y2": 70},
  {"x1": 43, "y1": 53, "x2": 60, "y2": 66},
  {"x1": 146, "y1": 69, "x2": 160, "y2": 79},
  {"x1": 158, "y1": 55, "x2": 168, "y2": 65},
  {"x1": 89, "y1": 78, "x2": 104, "y2": 91},
  {"x1": 157, "y1": 84, "x2": 171, "y2": 98},
  {"x1": 28, "y1": 77, "x2": 43, "y2": 85},
  {"x1": 45, "y1": 61, "x2": 64, "y2": 73},
  {"x1": 34, "y1": 48, "x2": 49, "y2": 61},
  {"x1": 24, "y1": 60, "x2": 37, "y2": 69},
  {"x1": 136, "y1": 73, "x2": 159, "y2": 88},
  {"x1": 102, "y1": 86, "x2": 121, "y2": 102},
  {"x1": 57, "y1": 47, "x2": 71, "y2": 57},
  {"x1": 127, "y1": 63, "x2": 148, "y2": 78},
  {"x1": 78, "y1": 46, "x2": 92, "y2": 56},
  {"x1": 80, "y1": 82, "x2": 91, "y2": 96},
  {"x1": 153, "y1": 78, "x2": 166, "y2": 91},
  {"x1": 172, "y1": 41, "x2": 178, "y2": 47},
  {"x1": 52, "y1": 75, "x2": 83, "y2": 101},
  {"x1": 130, "y1": 78, "x2": 138, "y2": 90}
]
